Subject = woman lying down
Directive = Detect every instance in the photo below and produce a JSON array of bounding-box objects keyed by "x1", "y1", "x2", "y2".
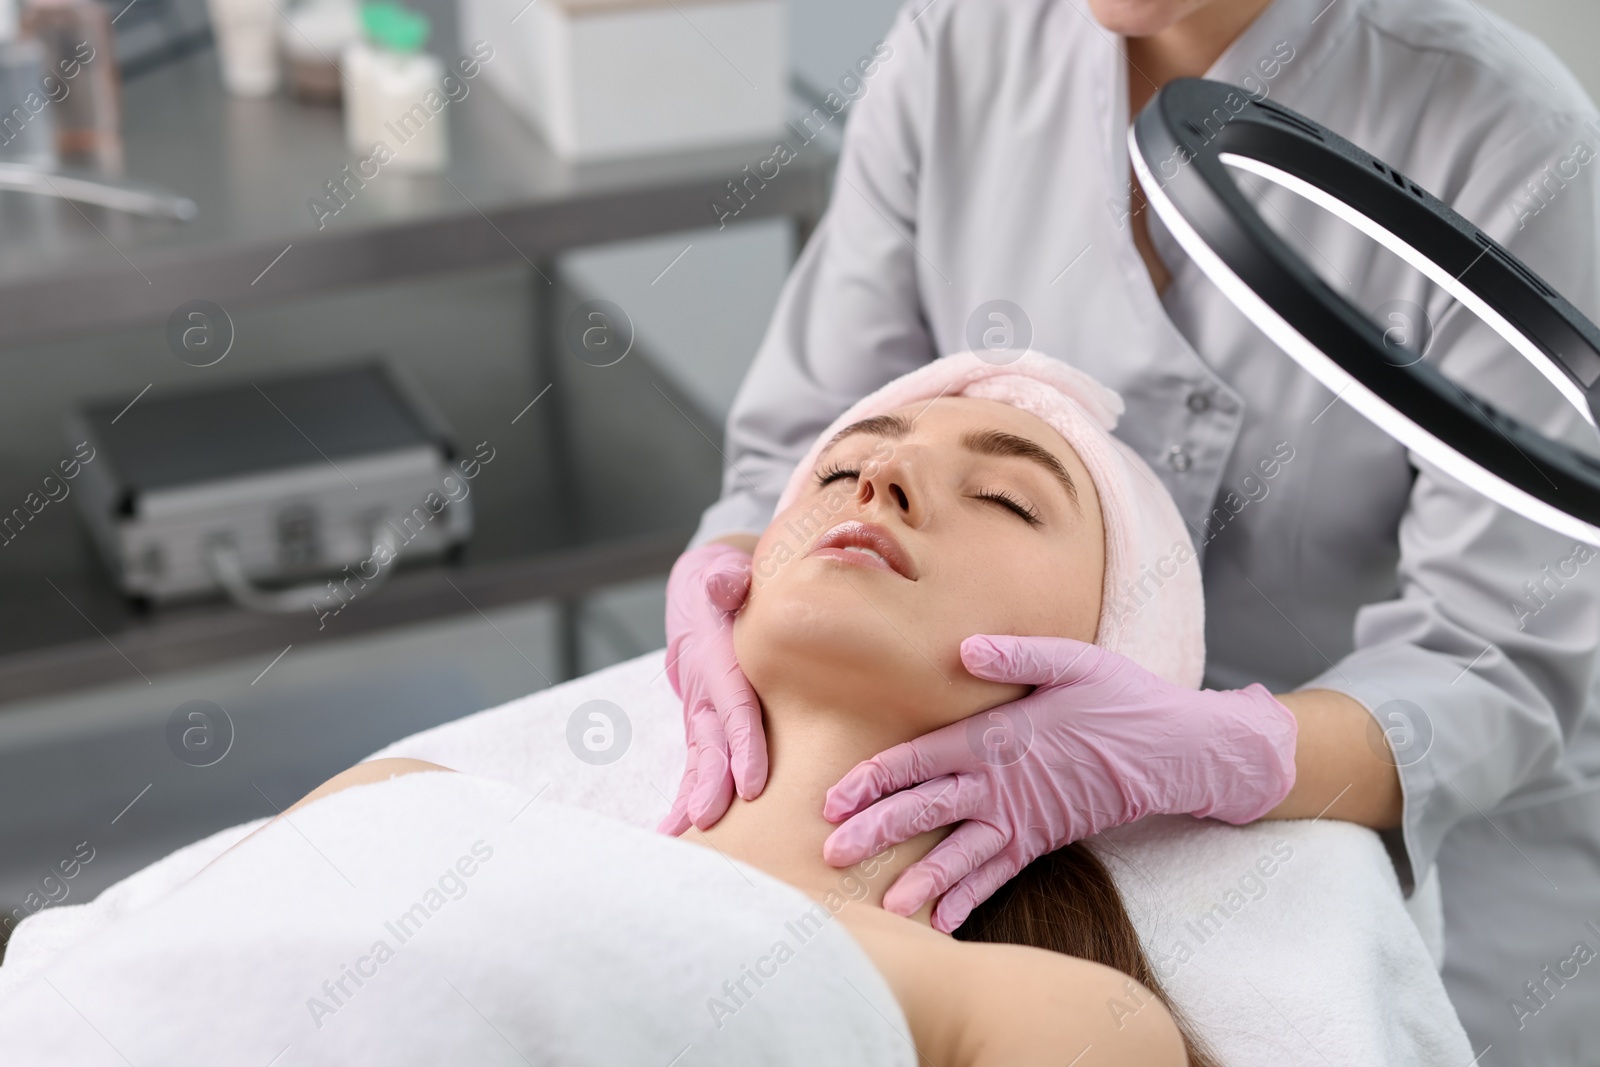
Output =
[{"x1": 2, "y1": 354, "x2": 1226, "y2": 1066}]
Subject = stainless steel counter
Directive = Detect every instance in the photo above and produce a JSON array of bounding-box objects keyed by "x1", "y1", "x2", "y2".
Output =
[{"x1": 0, "y1": 49, "x2": 831, "y2": 345}]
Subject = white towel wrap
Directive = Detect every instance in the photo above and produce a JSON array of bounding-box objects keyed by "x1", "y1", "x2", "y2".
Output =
[
  {"x1": 0, "y1": 770, "x2": 917, "y2": 1067},
  {"x1": 2, "y1": 650, "x2": 1473, "y2": 1064}
]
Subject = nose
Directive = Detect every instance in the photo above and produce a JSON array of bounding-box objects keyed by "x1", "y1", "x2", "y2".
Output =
[{"x1": 853, "y1": 445, "x2": 927, "y2": 527}]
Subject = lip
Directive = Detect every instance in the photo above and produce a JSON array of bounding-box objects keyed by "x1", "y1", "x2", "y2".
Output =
[{"x1": 807, "y1": 520, "x2": 918, "y2": 580}]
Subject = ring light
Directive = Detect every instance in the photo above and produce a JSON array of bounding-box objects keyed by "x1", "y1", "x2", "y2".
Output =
[{"x1": 1130, "y1": 78, "x2": 1600, "y2": 546}]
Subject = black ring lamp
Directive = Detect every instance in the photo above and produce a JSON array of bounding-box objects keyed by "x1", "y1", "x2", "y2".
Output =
[{"x1": 1130, "y1": 78, "x2": 1600, "y2": 546}]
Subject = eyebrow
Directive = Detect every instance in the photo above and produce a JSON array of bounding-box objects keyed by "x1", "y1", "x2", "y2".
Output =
[
  {"x1": 961, "y1": 429, "x2": 1081, "y2": 511},
  {"x1": 819, "y1": 414, "x2": 1081, "y2": 511},
  {"x1": 820, "y1": 412, "x2": 913, "y2": 452}
]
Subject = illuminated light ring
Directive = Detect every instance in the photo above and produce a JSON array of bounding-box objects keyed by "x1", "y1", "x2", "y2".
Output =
[{"x1": 1130, "y1": 78, "x2": 1600, "y2": 546}]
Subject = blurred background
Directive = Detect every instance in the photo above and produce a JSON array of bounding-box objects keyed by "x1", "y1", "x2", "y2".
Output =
[{"x1": 0, "y1": 0, "x2": 1589, "y2": 954}]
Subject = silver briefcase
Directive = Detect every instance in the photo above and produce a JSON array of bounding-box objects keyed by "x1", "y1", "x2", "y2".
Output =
[{"x1": 68, "y1": 361, "x2": 475, "y2": 610}]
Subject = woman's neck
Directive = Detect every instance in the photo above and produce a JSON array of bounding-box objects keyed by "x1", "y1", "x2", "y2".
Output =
[{"x1": 686, "y1": 689, "x2": 953, "y2": 925}]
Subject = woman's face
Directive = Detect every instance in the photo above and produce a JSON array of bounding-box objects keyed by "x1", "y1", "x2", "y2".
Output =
[
  {"x1": 1086, "y1": 0, "x2": 1243, "y2": 37},
  {"x1": 735, "y1": 397, "x2": 1105, "y2": 732}
]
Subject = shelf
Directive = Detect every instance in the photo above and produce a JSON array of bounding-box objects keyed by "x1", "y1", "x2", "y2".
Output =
[
  {"x1": 0, "y1": 50, "x2": 833, "y2": 346},
  {"x1": 0, "y1": 525, "x2": 691, "y2": 705},
  {"x1": 0, "y1": 306, "x2": 728, "y2": 704},
  {"x1": 0, "y1": 49, "x2": 832, "y2": 705}
]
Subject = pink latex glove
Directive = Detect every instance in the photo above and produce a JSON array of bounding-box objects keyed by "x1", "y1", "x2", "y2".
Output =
[
  {"x1": 822, "y1": 634, "x2": 1299, "y2": 932},
  {"x1": 656, "y1": 542, "x2": 766, "y2": 836}
]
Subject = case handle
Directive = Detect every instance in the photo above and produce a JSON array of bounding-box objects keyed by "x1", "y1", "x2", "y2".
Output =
[{"x1": 204, "y1": 523, "x2": 400, "y2": 614}]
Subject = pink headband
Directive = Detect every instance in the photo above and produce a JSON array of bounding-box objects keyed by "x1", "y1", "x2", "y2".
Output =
[{"x1": 774, "y1": 351, "x2": 1205, "y2": 689}]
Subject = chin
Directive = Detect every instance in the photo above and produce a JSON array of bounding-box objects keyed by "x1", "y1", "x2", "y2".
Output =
[
  {"x1": 1084, "y1": 0, "x2": 1199, "y2": 36},
  {"x1": 735, "y1": 564, "x2": 1018, "y2": 731}
]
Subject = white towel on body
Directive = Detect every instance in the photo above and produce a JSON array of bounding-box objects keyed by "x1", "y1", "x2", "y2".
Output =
[
  {"x1": 2, "y1": 649, "x2": 1474, "y2": 1065},
  {"x1": 0, "y1": 769, "x2": 916, "y2": 1067}
]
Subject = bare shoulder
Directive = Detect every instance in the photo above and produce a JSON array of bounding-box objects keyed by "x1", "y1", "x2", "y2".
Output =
[
  {"x1": 203, "y1": 758, "x2": 454, "y2": 874},
  {"x1": 833, "y1": 904, "x2": 1185, "y2": 1067},
  {"x1": 285, "y1": 757, "x2": 454, "y2": 816},
  {"x1": 951, "y1": 938, "x2": 1186, "y2": 1067}
]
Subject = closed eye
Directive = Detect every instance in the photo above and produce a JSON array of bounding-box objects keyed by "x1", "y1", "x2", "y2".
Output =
[
  {"x1": 975, "y1": 489, "x2": 1041, "y2": 526},
  {"x1": 816, "y1": 463, "x2": 860, "y2": 486}
]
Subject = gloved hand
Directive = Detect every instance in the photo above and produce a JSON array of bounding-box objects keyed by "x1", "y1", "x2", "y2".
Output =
[
  {"x1": 656, "y1": 542, "x2": 766, "y2": 836},
  {"x1": 821, "y1": 634, "x2": 1299, "y2": 932}
]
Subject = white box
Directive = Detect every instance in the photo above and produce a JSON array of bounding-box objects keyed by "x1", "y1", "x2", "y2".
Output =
[{"x1": 461, "y1": 0, "x2": 788, "y2": 161}]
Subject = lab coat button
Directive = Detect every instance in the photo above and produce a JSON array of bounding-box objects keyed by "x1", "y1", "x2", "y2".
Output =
[
  {"x1": 1167, "y1": 446, "x2": 1192, "y2": 472},
  {"x1": 1186, "y1": 391, "x2": 1211, "y2": 414}
]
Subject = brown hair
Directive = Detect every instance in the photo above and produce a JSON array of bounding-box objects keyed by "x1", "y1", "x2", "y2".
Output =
[{"x1": 953, "y1": 841, "x2": 1219, "y2": 1067}]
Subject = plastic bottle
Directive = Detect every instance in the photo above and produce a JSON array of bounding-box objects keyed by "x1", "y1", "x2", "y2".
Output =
[
  {"x1": 342, "y1": 1, "x2": 446, "y2": 173},
  {"x1": 282, "y1": 0, "x2": 358, "y2": 105},
  {"x1": 0, "y1": 37, "x2": 58, "y2": 168},
  {"x1": 206, "y1": 0, "x2": 280, "y2": 97},
  {"x1": 19, "y1": 0, "x2": 120, "y2": 171}
]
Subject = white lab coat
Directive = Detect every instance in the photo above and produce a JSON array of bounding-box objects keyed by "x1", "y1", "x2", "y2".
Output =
[{"x1": 693, "y1": 0, "x2": 1600, "y2": 1056}]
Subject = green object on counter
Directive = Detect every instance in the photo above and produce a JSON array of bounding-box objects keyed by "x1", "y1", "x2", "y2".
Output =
[{"x1": 360, "y1": 1, "x2": 430, "y2": 52}]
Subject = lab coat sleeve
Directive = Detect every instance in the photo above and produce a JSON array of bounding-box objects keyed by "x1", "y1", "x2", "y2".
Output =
[
  {"x1": 690, "y1": 3, "x2": 940, "y2": 546},
  {"x1": 1298, "y1": 111, "x2": 1600, "y2": 893}
]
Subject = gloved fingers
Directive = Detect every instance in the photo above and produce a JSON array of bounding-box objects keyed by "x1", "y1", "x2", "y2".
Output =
[
  {"x1": 669, "y1": 551, "x2": 765, "y2": 801},
  {"x1": 656, "y1": 806, "x2": 693, "y2": 836},
  {"x1": 663, "y1": 636, "x2": 692, "y2": 700},
  {"x1": 822, "y1": 774, "x2": 971, "y2": 866},
  {"x1": 879, "y1": 821, "x2": 1008, "y2": 917},
  {"x1": 708, "y1": 665, "x2": 768, "y2": 801},
  {"x1": 703, "y1": 554, "x2": 753, "y2": 613},
  {"x1": 656, "y1": 779, "x2": 695, "y2": 836},
  {"x1": 960, "y1": 634, "x2": 1106, "y2": 688},
  {"x1": 664, "y1": 543, "x2": 754, "y2": 694},
  {"x1": 656, "y1": 743, "x2": 699, "y2": 836},
  {"x1": 823, "y1": 725, "x2": 978, "y2": 822},
  {"x1": 681, "y1": 696, "x2": 723, "y2": 758},
  {"x1": 929, "y1": 848, "x2": 1028, "y2": 934},
  {"x1": 687, "y1": 715, "x2": 735, "y2": 830}
]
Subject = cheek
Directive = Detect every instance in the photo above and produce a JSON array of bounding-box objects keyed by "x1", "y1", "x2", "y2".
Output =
[
  {"x1": 1052, "y1": 549, "x2": 1104, "y2": 642},
  {"x1": 930, "y1": 529, "x2": 1101, "y2": 645},
  {"x1": 751, "y1": 492, "x2": 851, "y2": 583}
]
